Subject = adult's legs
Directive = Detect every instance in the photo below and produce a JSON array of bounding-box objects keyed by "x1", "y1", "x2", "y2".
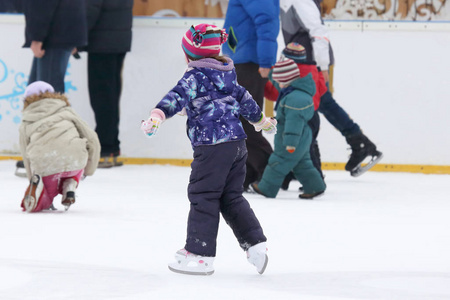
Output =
[
  {"x1": 235, "y1": 63, "x2": 273, "y2": 189},
  {"x1": 319, "y1": 68, "x2": 381, "y2": 173},
  {"x1": 318, "y1": 87, "x2": 361, "y2": 137},
  {"x1": 88, "y1": 53, "x2": 125, "y2": 157},
  {"x1": 308, "y1": 111, "x2": 323, "y2": 178},
  {"x1": 242, "y1": 124, "x2": 273, "y2": 189},
  {"x1": 28, "y1": 48, "x2": 72, "y2": 93}
]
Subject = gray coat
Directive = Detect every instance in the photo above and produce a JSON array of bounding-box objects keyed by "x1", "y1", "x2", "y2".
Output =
[
  {"x1": 19, "y1": 98, "x2": 101, "y2": 179},
  {"x1": 280, "y1": 0, "x2": 334, "y2": 70}
]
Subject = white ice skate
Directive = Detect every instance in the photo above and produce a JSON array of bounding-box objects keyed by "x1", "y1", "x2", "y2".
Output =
[
  {"x1": 247, "y1": 242, "x2": 268, "y2": 274},
  {"x1": 168, "y1": 249, "x2": 215, "y2": 276},
  {"x1": 61, "y1": 178, "x2": 77, "y2": 211},
  {"x1": 23, "y1": 174, "x2": 44, "y2": 212}
]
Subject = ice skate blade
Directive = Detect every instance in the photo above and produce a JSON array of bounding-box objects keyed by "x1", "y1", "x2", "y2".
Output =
[
  {"x1": 61, "y1": 191, "x2": 75, "y2": 211},
  {"x1": 23, "y1": 195, "x2": 36, "y2": 213},
  {"x1": 168, "y1": 264, "x2": 214, "y2": 276},
  {"x1": 97, "y1": 163, "x2": 114, "y2": 169},
  {"x1": 42, "y1": 204, "x2": 62, "y2": 212},
  {"x1": 15, "y1": 169, "x2": 27, "y2": 178},
  {"x1": 62, "y1": 200, "x2": 74, "y2": 211},
  {"x1": 15, "y1": 160, "x2": 27, "y2": 178},
  {"x1": 351, "y1": 152, "x2": 384, "y2": 177},
  {"x1": 258, "y1": 254, "x2": 269, "y2": 274},
  {"x1": 48, "y1": 204, "x2": 57, "y2": 210},
  {"x1": 40, "y1": 208, "x2": 66, "y2": 214},
  {"x1": 23, "y1": 175, "x2": 42, "y2": 212}
]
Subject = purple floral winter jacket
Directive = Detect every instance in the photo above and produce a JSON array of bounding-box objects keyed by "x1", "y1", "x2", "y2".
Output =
[{"x1": 155, "y1": 58, "x2": 262, "y2": 147}]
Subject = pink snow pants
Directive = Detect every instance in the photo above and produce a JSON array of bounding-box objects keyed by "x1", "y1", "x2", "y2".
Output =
[{"x1": 28, "y1": 169, "x2": 84, "y2": 212}]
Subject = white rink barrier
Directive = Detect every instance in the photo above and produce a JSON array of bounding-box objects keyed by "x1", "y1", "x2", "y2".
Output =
[{"x1": 1, "y1": 15, "x2": 450, "y2": 168}]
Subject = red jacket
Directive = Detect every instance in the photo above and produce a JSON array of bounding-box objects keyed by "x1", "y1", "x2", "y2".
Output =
[{"x1": 265, "y1": 63, "x2": 327, "y2": 110}]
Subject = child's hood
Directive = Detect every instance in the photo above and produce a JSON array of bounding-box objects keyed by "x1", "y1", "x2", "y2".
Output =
[
  {"x1": 22, "y1": 98, "x2": 69, "y2": 123},
  {"x1": 290, "y1": 73, "x2": 316, "y2": 97},
  {"x1": 187, "y1": 58, "x2": 237, "y2": 93}
]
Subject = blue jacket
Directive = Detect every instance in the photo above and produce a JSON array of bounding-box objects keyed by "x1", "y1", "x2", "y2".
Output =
[
  {"x1": 222, "y1": 0, "x2": 280, "y2": 68},
  {"x1": 155, "y1": 58, "x2": 262, "y2": 147}
]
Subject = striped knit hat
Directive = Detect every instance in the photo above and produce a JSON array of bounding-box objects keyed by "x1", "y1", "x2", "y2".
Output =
[
  {"x1": 182, "y1": 23, "x2": 228, "y2": 61},
  {"x1": 272, "y1": 59, "x2": 300, "y2": 86},
  {"x1": 282, "y1": 43, "x2": 307, "y2": 62}
]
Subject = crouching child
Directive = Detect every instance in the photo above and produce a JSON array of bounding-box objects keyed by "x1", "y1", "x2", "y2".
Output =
[{"x1": 19, "y1": 81, "x2": 101, "y2": 212}]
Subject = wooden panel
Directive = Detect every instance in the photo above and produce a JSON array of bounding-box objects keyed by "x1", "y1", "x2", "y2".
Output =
[
  {"x1": 133, "y1": 0, "x2": 223, "y2": 18},
  {"x1": 321, "y1": 0, "x2": 446, "y2": 20},
  {"x1": 321, "y1": 0, "x2": 337, "y2": 15}
]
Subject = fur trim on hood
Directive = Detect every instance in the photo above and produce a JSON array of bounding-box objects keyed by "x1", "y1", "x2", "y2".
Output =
[{"x1": 23, "y1": 92, "x2": 70, "y2": 110}]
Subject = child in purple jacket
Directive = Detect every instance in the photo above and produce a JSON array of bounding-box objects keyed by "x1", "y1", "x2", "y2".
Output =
[{"x1": 141, "y1": 23, "x2": 277, "y2": 276}]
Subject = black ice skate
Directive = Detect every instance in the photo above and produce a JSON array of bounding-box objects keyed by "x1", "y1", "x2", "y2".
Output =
[
  {"x1": 15, "y1": 160, "x2": 27, "y2": 178},
  {"x1": 345, "y1": 133, "x2": 383, "y2": 177}
]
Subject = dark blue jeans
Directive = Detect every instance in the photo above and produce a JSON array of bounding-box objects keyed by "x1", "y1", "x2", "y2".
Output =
[
  {"x1": 318, "y1": 83, "x2": 361, "y2": 138},
  {"x1": 28, "y1": 47, "x2": 72, "y2": 93}
]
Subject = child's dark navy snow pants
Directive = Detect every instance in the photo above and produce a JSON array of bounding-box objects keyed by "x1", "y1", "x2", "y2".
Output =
[{"x1": 185, "y1": 140, "x2": 267, "y2": 257}]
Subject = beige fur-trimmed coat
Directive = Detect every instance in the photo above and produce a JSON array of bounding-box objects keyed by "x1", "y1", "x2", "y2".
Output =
[{"x1": 19, "y1": 96, "x2": 101, "y2": 180}]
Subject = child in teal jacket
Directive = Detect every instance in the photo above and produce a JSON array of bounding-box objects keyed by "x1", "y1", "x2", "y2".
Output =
[{"x1": 252, "y1": 58, "x2": 326, "y2": 199}]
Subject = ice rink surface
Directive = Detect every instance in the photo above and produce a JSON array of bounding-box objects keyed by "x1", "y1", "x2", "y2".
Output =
[{"x1": 1, "y1": 160, "x2": 449, "y2": 300}]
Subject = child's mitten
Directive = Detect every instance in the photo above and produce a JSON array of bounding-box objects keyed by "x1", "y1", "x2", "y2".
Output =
[
  {"x1": 251, "y1": 113, "x2": 277, "y2": 134},
  {"x1": 141, "y1": 108, "x2": 166, "y2": 137}
]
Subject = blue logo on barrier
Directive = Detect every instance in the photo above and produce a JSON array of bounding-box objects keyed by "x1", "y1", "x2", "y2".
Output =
[
  {"x1": 0, "y1": 58, "x2": 77, "y2": 124},
  {"x1": 0, "y1": 58, "x2": 26, "y2": 124}
]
